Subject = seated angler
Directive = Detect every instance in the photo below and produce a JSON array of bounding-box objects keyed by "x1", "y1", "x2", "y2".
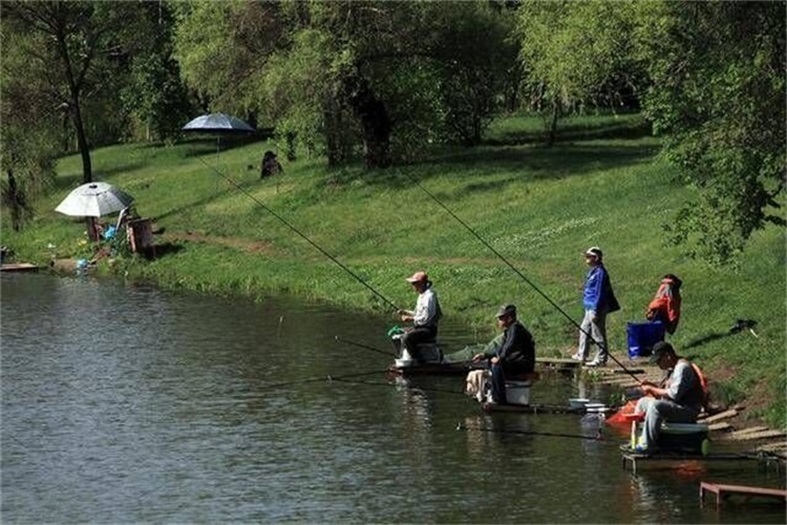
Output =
[
  {"x1": 397, "y1": 271, "x2": 441, "y2": 364},
  {"x1": 631, "y1": 341, "x2": 707, "y2": 454},
  {"x1": 472, "y1": 304, "x2": 536, "y2": 404}
]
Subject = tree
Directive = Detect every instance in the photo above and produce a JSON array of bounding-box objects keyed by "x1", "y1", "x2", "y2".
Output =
[
  {"x1": 638, "y1": 1, "x2": 786, "y2": 265},
  {"x1": 120, "y1": 2, "x2": 195, "y2": 142},
  {"x1": 3, "y1": 1, "x2": 150, "y2": 186},
  {"x1": 173, "y1": 1, "x2": 518, "y2": 168},
  {"x1": 0, "y1": 14, "x2": 60, "y2": 231},
  {"x1": 516, "y1": 0, "x2": 644, "y2": 145}
]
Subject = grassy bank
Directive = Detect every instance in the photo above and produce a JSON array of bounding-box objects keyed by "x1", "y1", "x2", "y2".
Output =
[{"x1": 3, "y1": 113, "x2": 785, "y2": 428}]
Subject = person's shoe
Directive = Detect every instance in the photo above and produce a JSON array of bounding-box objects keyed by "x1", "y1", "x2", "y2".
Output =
[
  {"x1": 586, "y1": 359, "x2": 607, "y2": 367},
  {"x1": 570, "y1": 353, "x2": 585, "y2": 362}
]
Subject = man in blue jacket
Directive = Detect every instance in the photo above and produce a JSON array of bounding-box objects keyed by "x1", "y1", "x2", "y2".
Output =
[{"x1": 572, "y1": 247, "x2": 620, "y2": 366}]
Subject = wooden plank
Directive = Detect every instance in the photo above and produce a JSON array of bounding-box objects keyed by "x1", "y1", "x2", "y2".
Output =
[
  {"x1": 700, "y1": 481, "x2": 787, "y2": 508},
  {"x1": 728, "y1": 426, "x2": 770, "y2": 436},
  {"x1": 482, "y1": 402, "x2": 579, "y2": 415},
  {"x1": 698, "y1": 409, "x2": 738, "y2": 423},
  {"x1": 728, "y1": 430, "x2": 786, "y2": 441},
  {"x1": 707, "y1": 422, "x2": 732, "y2": 432},
  {"x1": 0, "y1": 263, "x2": 40, "y2": 272}
]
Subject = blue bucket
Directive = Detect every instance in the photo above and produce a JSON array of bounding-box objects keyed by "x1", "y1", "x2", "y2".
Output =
[{"x1": 627, "y1": 321, "x2": 665, "y2": 358}]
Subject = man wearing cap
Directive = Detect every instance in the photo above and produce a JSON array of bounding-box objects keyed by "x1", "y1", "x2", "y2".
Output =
[
  {"x1": 398, "y1": 271, "x2": 442, "y2": 363},
  {"x1": 571, "y1": 246, "x2": 620, "y2": 366},
  {"x1": 631, "y1": 341, "x2": 706, "y2": 454},
  {"x1": 472, "y1": 304, "x2": 536, "y2": 404}
]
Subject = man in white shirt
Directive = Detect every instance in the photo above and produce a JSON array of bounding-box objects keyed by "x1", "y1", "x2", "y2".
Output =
[{"x1": 398, "y1": 271, "x2": 441, "y2": 363}]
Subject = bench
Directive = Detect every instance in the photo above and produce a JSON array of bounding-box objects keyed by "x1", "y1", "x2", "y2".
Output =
[{"x1": 700, "y1": 482, "x2": 787, "y2": 508}]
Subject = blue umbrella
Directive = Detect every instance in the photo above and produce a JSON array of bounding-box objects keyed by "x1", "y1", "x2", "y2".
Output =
[
  {"x1": 182, "y1": 113, "x2": 254, "y2": 134},
  {"x1": 182, "y1": 113, "x2": 255, "y2": 170}
]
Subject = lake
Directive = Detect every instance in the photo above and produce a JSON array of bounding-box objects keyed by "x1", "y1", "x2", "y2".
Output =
[{"x1": 1, "y1": 273, "x2": 784, "y2": 523}]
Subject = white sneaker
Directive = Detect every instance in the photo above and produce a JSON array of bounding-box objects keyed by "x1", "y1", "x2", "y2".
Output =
[
  {"x1": 586, "y1": 359, "x2": 607, "y2": 367},
  {"x1": 570, "y1": 353, "x2": 585, "y2": 362}
]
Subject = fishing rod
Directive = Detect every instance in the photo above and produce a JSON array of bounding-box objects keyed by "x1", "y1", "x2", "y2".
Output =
[
  {"x1": 457, "y1": 422, "x2": 603, "y2": 441},
  {"x1": 334, "y1": 335, "x2": 397, "y2": 357},
  {"x1": 401, "y1": 172, "x2": 641, "y2": 383},
  {"x1": 196, "y1": 156, "x2": 400, "y2": 313}
]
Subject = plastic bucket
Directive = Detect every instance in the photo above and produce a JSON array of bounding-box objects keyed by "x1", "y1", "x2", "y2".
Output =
[{"x1": 627, "y1": 321, "x2": 665, "y2": 358}]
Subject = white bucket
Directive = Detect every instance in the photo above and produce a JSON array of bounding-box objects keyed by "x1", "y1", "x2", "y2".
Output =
[
  {"x1": 505, "y1": 380, "x2": 532, "y2": 405},
  {"x1": 395, "y1": 348, "x2": 413, "y2": 368},
  {"x1": 569, "y1": 398, "x2": 590, "y2": 410}
]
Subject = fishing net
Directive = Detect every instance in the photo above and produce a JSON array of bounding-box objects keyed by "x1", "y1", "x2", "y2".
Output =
[{"x1": 605, "y1": 400, "x2": 639, "y2": 436}]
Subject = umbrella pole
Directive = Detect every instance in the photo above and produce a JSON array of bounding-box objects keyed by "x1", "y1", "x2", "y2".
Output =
[
  {"x1": 215, "y1": 136, "x2": 221, "y2": 192},
  {"x1": 86, "y1": 217, "x2": 99, "y2": 242}
]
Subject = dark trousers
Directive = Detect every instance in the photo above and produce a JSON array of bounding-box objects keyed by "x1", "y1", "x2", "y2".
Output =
[
  {"x1": 490, "y1": 363, "x2": 532, "y2": 404},
  {"x1": 401, "y1": 325, "x2": 437, "y2": 362}
]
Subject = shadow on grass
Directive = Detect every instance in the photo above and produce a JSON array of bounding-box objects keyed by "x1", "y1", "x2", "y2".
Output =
[
  {"x1": 178, "y1": 132, "x2": 273, "y2": 159},
  {"x1": 154, "y1": 242, "x2": 185, "y2": 258},
  {"x1": 153, "y1": 175, "x2": 262, "y2": 222},
  {"x1": 52, "y1": 161, "x2": 145, "y2": 192},
  {"x1": 485, "y1": 119, "x2": 653, "y2": 147}
]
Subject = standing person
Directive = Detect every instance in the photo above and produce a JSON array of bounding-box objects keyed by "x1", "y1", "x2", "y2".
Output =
[
  {"x1": 571, "y1": 246, "x2": 620, "y2": 366},
  {"x1": 472, "y1": 304, "x2": 536, "y2": 404},
  {"x1": 630, "y1": 342, "x2": 707, "y2": 454},
  {"x1": 646, "y1": 274, "x2": 683, "y2": 335},
  {"x1": 398, "y1": 271, "x2": 441, "y2": 363}
]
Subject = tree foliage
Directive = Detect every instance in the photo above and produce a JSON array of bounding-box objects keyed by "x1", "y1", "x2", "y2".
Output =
[
  {"x1": 516, "y1": 0, "x2": 644, "y2": 144},
  {"x1": 0, "y1": 22, "x2": 59, "y2": 230},
  {"x1": 172, "y1": 0, "x2": 516, "y2": 167},
  {"x1": 638, "y1": 0, "x2": 786, "y2": 265},
  {"x1": 2, "y1": 1, "x2": 153, "y2": 184}
]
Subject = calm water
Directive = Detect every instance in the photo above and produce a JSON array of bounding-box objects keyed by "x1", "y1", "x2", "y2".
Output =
[{"x1": 1, "y1": 273, "x2": 784, "y2": 523}]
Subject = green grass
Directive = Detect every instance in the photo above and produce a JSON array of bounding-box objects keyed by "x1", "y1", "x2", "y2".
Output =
[{"x1": 3, "y1": 114, "x2": 785, "y2": 428}]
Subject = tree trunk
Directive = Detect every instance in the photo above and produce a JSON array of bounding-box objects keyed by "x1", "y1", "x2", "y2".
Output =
[
  {"x1": 6, "y1": 169, "x2": 21, "y2": 232},
  {"x1": 344, "y1": 72, "x2": 391, "y2": 169},
  {"x1": 72, "y1": 102, "x2": 93, "y2": 184},
  {"x1": 546, "y1": 97, "x2": 560, "y2": 148}
]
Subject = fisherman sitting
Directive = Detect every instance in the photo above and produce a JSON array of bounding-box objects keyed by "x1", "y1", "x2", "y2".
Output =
[
  {"x1": 629, "y1": 341, "x2": 707, "y2": 454},
  {"x1": 471, "y1": 304, "x2": 536, "y2": 404},
  {"x1": 397, "y1": 271, "x2": 441, "y2": 364}
]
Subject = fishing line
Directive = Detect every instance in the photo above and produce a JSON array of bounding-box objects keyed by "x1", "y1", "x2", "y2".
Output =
[
  {"x1": 258, "y1": 368, "x2": 390, "y2": 391},
  {"x1": 402, "y1": 172, "x2": 641, "y2": 383},
  {"x1": 196, "y1": 156, "x2": 400, "y2": 313},
  {"x1": 329, "y1": 376, "x2": 468, "y2": 396},
  {"x1": 335, "y1": 335, "x2": 397, "y2": 357},
  {"x1": 457, "y1": 423, "x2": 603, "y2": 441}
]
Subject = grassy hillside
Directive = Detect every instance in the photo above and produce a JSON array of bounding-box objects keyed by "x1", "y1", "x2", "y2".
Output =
[{"x1": 3, "y1": 113, "x2": 784, "y2": 427}]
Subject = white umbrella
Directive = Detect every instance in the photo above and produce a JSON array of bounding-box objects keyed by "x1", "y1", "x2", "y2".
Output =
[
  {"x1": 55, "y1": 182, "x2": 134, "y2": 218},
  {"x1": 182, "y1": 113, "x2": 255, "y2": 133}
]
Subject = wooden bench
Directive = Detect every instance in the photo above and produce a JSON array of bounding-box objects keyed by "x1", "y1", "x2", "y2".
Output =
[{"x1": 700, "y1": 481, "x2": 787, "y2": 508}]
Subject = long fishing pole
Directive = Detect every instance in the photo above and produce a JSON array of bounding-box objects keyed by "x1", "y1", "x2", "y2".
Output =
[
  {"x1": 457, "y1": 422, "x2": 603, "y2": 441},
  {"x1": 402, "y1": 173, "x2": 641, "y2": 383},
  {"x1": 196, "y1": 156, "x2": 400, "y2": 313},
  {"x1": 335, "y1": 335, "x2": 397, "y2": 357}
]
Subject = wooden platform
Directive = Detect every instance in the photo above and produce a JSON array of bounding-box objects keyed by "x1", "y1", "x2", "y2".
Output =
[
  {"x1": 621, "y1": 452, "x2": 758, "y2": 475},
  {"x1": 0, "y1": 263, "x2": 39, "y2": 273},
  {"x1": 387, "y1": 362, "x2": 482, "y2": 376},
  {"x1": 482, "y1": 402, "x2": 590, "y2": 415},
  {"x1": 700, "y1": 481, "x2": 787, "y2": 508}
]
